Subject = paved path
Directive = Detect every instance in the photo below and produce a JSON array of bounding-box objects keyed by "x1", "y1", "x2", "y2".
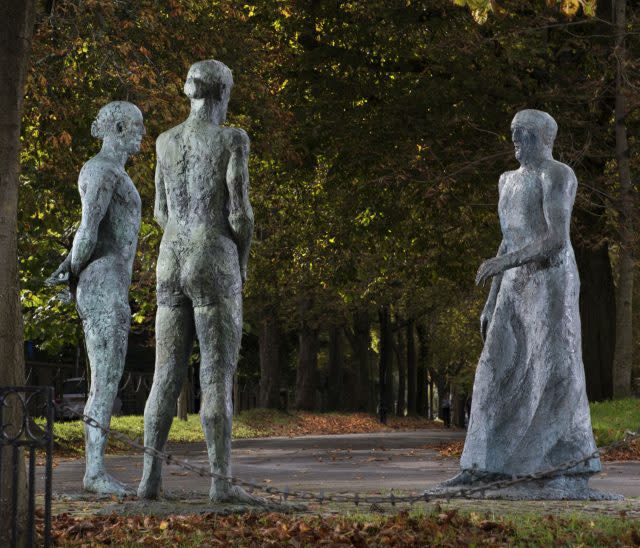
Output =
[{"x1": 39, "y1": 430, "x2": 640, "y2": 498}]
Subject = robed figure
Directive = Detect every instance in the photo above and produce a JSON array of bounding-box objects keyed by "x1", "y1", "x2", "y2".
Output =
[{"x1": 445, "y1": 110, "x2": 610, "y2": 499}]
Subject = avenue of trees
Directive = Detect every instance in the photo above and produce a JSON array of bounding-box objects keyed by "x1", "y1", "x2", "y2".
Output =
[
  {"x1": 1, "y1": 0, "x2": 639, "y2": 541},
  {"x1": 3, "y1": 0, "x2": 640, "y2": 422}
]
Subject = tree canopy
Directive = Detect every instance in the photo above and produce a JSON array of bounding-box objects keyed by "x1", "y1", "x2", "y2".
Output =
[{"x1": 18, "y1": 0, "x2": 640, "y2": 404}]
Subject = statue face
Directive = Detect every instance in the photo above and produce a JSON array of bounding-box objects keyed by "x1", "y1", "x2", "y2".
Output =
[
  {"x1": 93, "y1": 102, "x2": 145, "y2": 154},
  {"x1": 118, "y1": 110, "x2": 146, "y2": 154},
  {"x1": 511, "y1": 125, "x2": 539, "y2": 164},
  {"x1": 96, "y1": 102, "x2": 145, "y2": 155},
  {"x1": 184, "y1": 66, "x2": 206, "y2": 99}
]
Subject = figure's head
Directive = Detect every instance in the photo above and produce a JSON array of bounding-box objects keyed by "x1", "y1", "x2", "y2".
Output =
[
  {"x1": 184, "y1": 60, "x2": 233, "y2": 123},
  {"x1": 510, "y1": 109, "x2": 557, "y2": 164},
  {"x1": 91, "y1": 101, "x2": 145, "y2": 154}
]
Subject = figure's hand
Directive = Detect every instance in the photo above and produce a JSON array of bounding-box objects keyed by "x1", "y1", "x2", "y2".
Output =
[
  {"x1": 475, "y1": 256, "x2": 506, "y2": 287},
  {"x1": 45, "y1": 256, "x2": 72, "y2": 287}
]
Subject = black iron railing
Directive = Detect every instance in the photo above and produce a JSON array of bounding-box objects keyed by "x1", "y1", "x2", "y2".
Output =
[{"x1": 0, "y1": 386, "x2": 53, "y2": 547}]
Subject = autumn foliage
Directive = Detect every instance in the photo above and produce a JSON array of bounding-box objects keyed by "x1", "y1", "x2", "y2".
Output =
[
  {"x1": 19, "y1": 0, "x2": 640, "y2": 413},
  {"x1": 245, "y1": 411, "x2": 444, "y2": 438},
  {"x1": 438, "y1": 439, "x2": 640, "y2": 462}
]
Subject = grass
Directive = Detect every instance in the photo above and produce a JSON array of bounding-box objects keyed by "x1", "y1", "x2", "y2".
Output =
[
  {"x1": 590, "y1": 397, "x2": 640, "y2": 445},
  {"x1": 51, "y1": 408, "x2": 294, "y2": 455},
  {"x1": 496, "y1": 511, "x2": 639, "y2": 545}
]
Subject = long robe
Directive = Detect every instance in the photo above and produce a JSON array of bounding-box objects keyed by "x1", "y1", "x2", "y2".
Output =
[{"x1": 461, "y1": 167, "x2": 601, "y2": 477}]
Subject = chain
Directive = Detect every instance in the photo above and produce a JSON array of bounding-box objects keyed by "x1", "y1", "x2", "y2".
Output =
[{"x1": 53, "y1": 402, "x2": 638, "y2": 506}]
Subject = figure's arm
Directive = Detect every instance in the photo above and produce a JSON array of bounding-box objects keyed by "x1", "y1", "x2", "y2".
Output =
[
  {"x1": 70, "y1": 166, "x2": 116, "y2": 276},
  {"x1": 476, "y1": 166, "x2": 574, "y2": 286},
  {"x1": 484, "y1": 240, "x2": 506, "y2": 310},
  {"x1": 154, "y1": 154, "x2": 168, "y2": 230},
  {"x1": 226, "y1": 129, "x2": 254, "y2": 284},
  {"x1": 480, "y1": 240, "x2": 505, "y2": 341}
]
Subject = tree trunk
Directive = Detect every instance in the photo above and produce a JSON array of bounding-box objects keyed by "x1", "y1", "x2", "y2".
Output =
[
  {"x1": 176, "y1": 379, "x2": 188, "y2": 421},
  {"x1": 416, "y1": 322, "x2": 428, "y2": 416},
  {"x1": 0, "y1": 1, "x2": 36, "y2": 545},
  {"x1": 428, "y1": 375, "x2": 434, "y2": 419},
  {"x1": 295, "y1": 300, "x2": 318, "y2": 410},
  {"x1": 453, "y1": 392, "x2": 467, "y2": 428},
  {"x1": 327, "y1": 326, "x2": 343, "y2": 410},
  {"x1": 612, "y1": 0, "x2": 634, "y2": 398},
  {"x1": 347, "y1": 309, "x2": 372, "y2": 412},
  {"x1": 435, "y1": 379, "x2": 448, "y2": 423},
  {"x1": 378, "y1": 305, "x2": 392, "y2": 423},
  {"x1": 395, "y1": 325, "x2": 406, "y2": 417},
  {"x1": 575, "y1": 241, "x2": 615, "y2": 401},
  {"x1": 258, "y1": 311, "x2": 281, "y2": 408},
  {"x1": 406, "y1": 319, "x2": 417, "y2": 415}
]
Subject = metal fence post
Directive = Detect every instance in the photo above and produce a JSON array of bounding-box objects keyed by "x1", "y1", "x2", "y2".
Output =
[{"x1": 0, "y1": 386, "x2": 54, "y2": 547}]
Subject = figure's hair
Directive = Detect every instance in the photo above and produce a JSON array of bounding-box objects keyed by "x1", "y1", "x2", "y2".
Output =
[
  {"x1": 91, "y1": 101, "x2": 142, "y2": 140},
  {"x1": 511, "y1": 109, "x2": 558, "y2": 147}
]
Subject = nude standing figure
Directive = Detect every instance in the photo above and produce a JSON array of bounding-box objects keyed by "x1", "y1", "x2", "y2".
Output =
[
  {"x1": 47, "y1": 101, "x2": 144, "y2": 495},
  {"x1": 137, "y1": 60, "x2": 258, "y2": 503}
]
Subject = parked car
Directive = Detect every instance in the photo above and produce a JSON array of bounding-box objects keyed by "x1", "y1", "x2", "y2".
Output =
[{"x1": 55, "y1": 377, "x2": 122, "y2": 420}]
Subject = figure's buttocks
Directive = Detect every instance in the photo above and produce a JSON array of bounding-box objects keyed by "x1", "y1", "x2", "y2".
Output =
[{"x1": 155, "y1": 121, "x2": 243, "y2": 308}]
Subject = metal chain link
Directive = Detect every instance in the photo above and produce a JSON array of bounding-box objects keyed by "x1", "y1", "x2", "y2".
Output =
[{"x1": 53, "y1": 402, "x2": 639, "y2": 506}]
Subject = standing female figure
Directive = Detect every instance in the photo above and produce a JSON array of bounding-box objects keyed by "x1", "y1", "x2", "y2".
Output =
[{"x1": 448, "y1": 110, "x2": 604, "y2": 499}]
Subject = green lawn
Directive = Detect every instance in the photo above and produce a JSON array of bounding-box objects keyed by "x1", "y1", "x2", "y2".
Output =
[
  {"x1": 590, "y1": 398, "x2": 640, "y2": 445},
  {"x1": 49, "y1": 399, "x2": 640, "y2": 455},
  {"x1": 51, "y1": 408, "x2": 291, "y2": 454}
]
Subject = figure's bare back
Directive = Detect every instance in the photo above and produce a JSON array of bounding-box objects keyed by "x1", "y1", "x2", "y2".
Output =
[{"x1": 157, "y1": 121, "x2": 233, "y2": 231}]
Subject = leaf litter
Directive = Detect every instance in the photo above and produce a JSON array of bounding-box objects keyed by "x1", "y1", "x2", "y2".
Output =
[{"x1": 41, "y1": 509, "x2": 640, "y2": 546}]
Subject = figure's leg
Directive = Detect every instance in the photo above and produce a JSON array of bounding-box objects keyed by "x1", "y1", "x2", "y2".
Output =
[
  {"x1": 137, "y1": 305, "x2": 193, "y2": 499},
  {"x1": 195, "y1": 295, "x2": 264, "y2": 504},
  {"x1": 82, "y1": 319, "x2": 130, "y2": 495}
]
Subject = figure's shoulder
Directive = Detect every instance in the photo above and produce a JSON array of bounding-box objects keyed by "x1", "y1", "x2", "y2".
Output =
[
  {"x1": 222, "y1": 126, "x2": 250, "y2": 149},
  {"x1": 500, "y1": 169, "x2": 519, "y2": 180},
  {"x1": 156, "y1": 123, "x2": 185, "y2": 150},
  {"x1": 79, "y1": 155, "x2": 119, "y2": 188},
  {"x1": 542, "y1": 159, "x2": 576, "y2": 185},
  {"x1": 498, "y1": 170, "x2": 518, "y2": 191}
]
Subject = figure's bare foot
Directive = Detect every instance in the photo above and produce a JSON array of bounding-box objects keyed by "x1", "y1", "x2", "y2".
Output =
[
  {"x1": 441, "y1": 471, "x2": 476, "y2": 487},
  {"x1": 137, "y1": 479, "x2": 163, "y2": 500},
  {"x1": 210, "y1": 485, "x2": 268, "y2": 506},
  {"x1": 439, "y1": 469, "x2": 507, "y2": 489},
  {"x1": 84, "y1": 471, "x2": 132, "y2": 496}
]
